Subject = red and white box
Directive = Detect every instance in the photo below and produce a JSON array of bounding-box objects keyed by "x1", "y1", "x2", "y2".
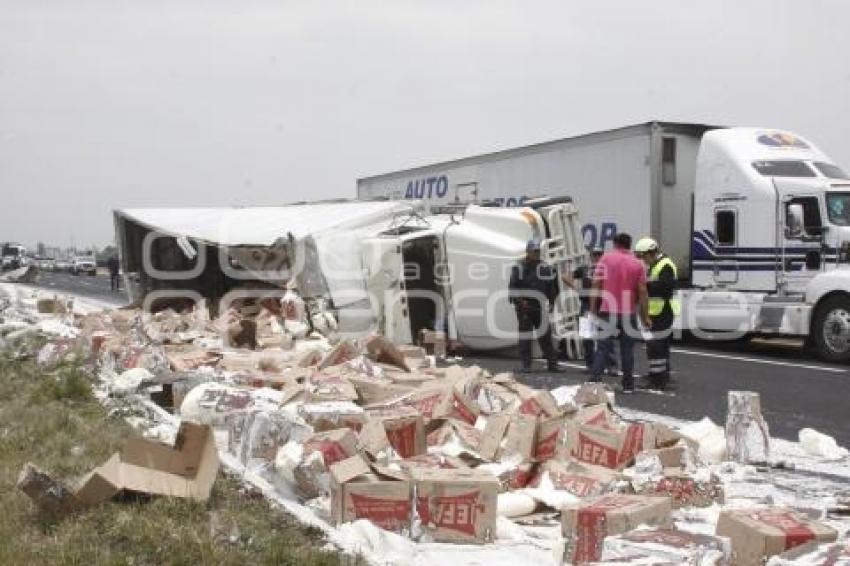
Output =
[
  {"x1": 561, "y1": 494, "x2": 672, "y2": 563},
  {"x1": 716, "y1": 508, "x2": 838, "y2": 566}
]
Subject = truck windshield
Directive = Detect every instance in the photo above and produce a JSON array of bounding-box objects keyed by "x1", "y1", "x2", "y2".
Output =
[
  {"x1": 826, "y1": 193, "x2": 850, "y2": 226},
  {"x1": 752, "y1": 160, "x2": 816, "y2": 177},
  {"x1": 814, "y1": 162, "x2": 850, "y2": 180}
]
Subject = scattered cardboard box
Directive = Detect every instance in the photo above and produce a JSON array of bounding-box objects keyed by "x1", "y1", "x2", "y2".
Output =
[
  {"x1": 561, "y1": 495, "x2": 672, "y2": 563},
  {"x1": 716, "y1": 508, "x2": 838, "y2": 566},
  {"x1": 400, "y1": 384, "x2": 480, "y2": 425},
  {"x1": 427, "y1": 419, "x2": 483, "y2": 457},
  {"x1": 288, "y1": 428, "x2": 361, "y2": 498},
  {"x1": 480, "y1": 413, "x2": 537, "y2": 462},
  {"x1": 76, "y1": 421, "x2": 219, "y2": 504},
  {"x1": 364, "y1": 406, "x2": 426, "y2": 459},
  {"x1": 559, "y1": 408, "x2": 660, "y2": 471},
  {"x1": 36, "y1": 297, "x2": 67, "y2": 314},
  {"x1": 514, "y1": 384, "x2": 562, "y2": 418},
  {"x1": 574, "y1": 383, "x2": 614, "y2": 407},
  {"x1": 165, "y1": 347, "x2": 223, "y2": 372},
  {"x1": 330, "y1": 455, "x2": 412, "y2": 533},
  {"x1": 767, "y1": 539, "x2": 850, "y2": 564},
  {"x1": 364, "y1": 335, "x2": 411, "y2": 372},
  {"x1": 318, "y1": 339, "x2": 360, "y2": 370},
  {"x1": 304, "y1": 428, "x2": 361, "y2": 467},
  {"x1": 19, "y1": 422, "x2": 221, "y2": 515},
  {"x1": 418, "y1": 329, "x2": 447, "y2": 358},
  {"x1": 411, "y1": 467, "x2": 500, "y2": 544},
  {"x1": 348, "y1": 376, "x2": 415, "y2": 406},
  {"x1": 304, "y1": 371, "x2": 359, "y2": 403},
  {"x1": 535, "y1": 415, "x2": 567, "y2": 462},
  {"x1": 530, "y1": 459, "x2": 621, "y2": 498},
  {"x1": 298, "y1": 402, "x2": 366, "y2": 432}
]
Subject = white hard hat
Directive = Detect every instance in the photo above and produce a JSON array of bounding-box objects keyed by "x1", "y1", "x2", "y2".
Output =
[{"x1": 634, "y1": 237, "x2": 659, "y2": 253}]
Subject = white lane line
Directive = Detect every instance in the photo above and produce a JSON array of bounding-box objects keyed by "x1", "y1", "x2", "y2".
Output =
[
  {"x1": 533, "y1": 357, "x2": 586, "y2": 370},
  {"x1": 670, "y1": 348, "x2": 847, "y2": 373}
]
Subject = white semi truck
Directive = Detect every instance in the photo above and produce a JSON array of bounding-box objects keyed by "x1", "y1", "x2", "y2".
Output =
[
  {"x1": 357, "y1": 121, "x2": 850, "y2": 362},
  {"x1": 114, "y1": 198, "x2": 587, "y2": 353}
]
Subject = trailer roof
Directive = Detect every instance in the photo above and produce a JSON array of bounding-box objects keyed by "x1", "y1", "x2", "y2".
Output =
[
  {"x1": 114, "y1": 200, "x2": 421, "y2": 247},
  {"x1": 357, "y1": 120, "x2": 719, "y2": 183}
]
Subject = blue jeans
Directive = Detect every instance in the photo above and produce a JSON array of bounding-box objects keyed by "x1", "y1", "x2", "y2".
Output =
[{"x1": 590, "y1": 313, "x2": 637, "y2": 387}]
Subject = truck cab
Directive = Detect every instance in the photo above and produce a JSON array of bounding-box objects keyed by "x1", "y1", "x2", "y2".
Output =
[
  {"x1": 1, "y1": 243, "x2": 27, "y2": 271},
  {"x1": 356, "y1": 199, "x2": 586, "y2": 353},
  {"x1": 687, "y1": 128, "x2": 850, "y2": 361}
]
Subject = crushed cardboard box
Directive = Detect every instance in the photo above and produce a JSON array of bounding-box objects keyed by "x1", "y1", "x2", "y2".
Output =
[
  {"x1": 19, "y1": 422, "x2": 220, "y2": 514},
  {"x1": 363, "y1": 406, "x2": 426, "y2": 459},
  {"x1": 299, "y1": 401, "x2": 366, "y2": 432},
  {"x1": 561, "y1": 494, "x2": 673, "y2": 563},
  {"x1": 480, "y1": 412, "x2": 537, "y2": 463},
  {"x1": 530, "y1": 459, "x2": 621, "y2": 499},
  {"x1": 716, "y1": 508, "x2": 838, "y2": 566},
  {"x1": 397, "y1": 383, "x2": 480, "y2": 425}
]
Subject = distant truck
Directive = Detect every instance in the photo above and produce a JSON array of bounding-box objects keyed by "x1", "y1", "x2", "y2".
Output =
[
  {"x1": 1, "y1": 243, "x2": 27, "y2": 270},
  {"x1": 358, "y1": 121, "x2": 850, "y2": 362},
  {"x1": 71, "y1": 256, "x2": 97, "y2": 276}
]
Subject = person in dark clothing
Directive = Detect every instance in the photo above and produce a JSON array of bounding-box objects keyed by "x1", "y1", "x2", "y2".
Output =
[
  {"x1": 562, "y1": 247, "x2": 618, "y2": 373},
  {"x1": 107, "y1": 255, "x2": 120, "y2": 291},
  {"x1": 634, "y1": 237, "x2": 679, "y2": 390},
  {"x1": 509, "y1": 240, "x2": 561, "y2": 373}
]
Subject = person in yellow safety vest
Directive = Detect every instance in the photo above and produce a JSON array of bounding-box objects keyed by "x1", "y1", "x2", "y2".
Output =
[{"x1": 634, "y1": 237, "x2": 680, "y2": 391}]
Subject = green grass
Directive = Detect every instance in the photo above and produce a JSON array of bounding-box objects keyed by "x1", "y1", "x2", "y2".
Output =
[{"x1": 0, "y1": 350, "x2": 349, "y2": 565}]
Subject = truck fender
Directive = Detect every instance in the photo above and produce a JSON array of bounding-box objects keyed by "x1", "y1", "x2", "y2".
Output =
[{"x1": 804, "y1": 269, "x2": 850, "y2": 306}]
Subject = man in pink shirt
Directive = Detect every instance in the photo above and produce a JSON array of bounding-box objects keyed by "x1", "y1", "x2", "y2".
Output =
[{"x1": 588, "y1": 233, "x2": 650, "y2": 392}]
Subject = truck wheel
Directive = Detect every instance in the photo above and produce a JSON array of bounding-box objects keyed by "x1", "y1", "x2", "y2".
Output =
[{"x1": 813, "y1": 295, "x2": 850, "y2": 363}]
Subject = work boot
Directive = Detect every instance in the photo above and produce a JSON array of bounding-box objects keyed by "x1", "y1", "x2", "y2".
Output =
[{"x1": 638, "y1": 376, "x2": 664, "y2": 391}]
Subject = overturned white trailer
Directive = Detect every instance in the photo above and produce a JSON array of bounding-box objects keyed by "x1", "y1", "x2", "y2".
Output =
[{"x1": 113, "y1": 198, "x2": 586, "y2": 351}]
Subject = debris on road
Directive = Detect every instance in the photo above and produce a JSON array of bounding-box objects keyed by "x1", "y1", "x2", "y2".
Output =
[
  {"x1": 799, "y1": 428, "x2": 850, "y2": 461},
  {"x1": 3, "y1": 282, "x2": 850, "y2": 565}
]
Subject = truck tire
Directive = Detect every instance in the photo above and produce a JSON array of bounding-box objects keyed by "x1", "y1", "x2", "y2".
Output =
[{"x1": 813, "y1": 295, "x2": 850, "y2": 363}]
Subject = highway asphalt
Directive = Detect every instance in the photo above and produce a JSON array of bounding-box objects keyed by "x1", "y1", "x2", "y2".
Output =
[{"x1": 30, "y1": 271, "x2": 850, "y2": 446}]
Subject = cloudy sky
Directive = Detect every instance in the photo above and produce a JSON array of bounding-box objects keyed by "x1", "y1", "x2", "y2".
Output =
[{"x1": 2, "y1": 0, "x2": 849, "y2": 249}]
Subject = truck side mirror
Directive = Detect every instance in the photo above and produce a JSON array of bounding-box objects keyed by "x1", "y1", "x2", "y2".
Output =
[{"x1": 786, "y1": 203, "x2": 805, "y2": 239}]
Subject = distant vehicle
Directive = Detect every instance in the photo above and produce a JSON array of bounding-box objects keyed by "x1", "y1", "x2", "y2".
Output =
[
  {"x1": 71, "y1": 256, "x2": 97, "y2": 276},
  {"x1": 1, "y1": 243, "x2": 27, "y2": 270},
  {"x1": 35, "y1": 257, "x2": 57, "y2": 271},
  {"x1": 54, "y1": 260, "x2": 72, "y2": 273}
]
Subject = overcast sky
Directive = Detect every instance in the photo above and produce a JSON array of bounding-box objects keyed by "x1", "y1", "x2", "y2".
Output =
[{"x1": 2, "y1": 0, "x2": 849, "y2": 249}]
